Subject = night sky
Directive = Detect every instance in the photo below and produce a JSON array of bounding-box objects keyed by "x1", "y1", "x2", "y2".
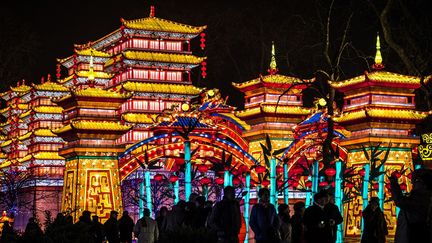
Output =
[{"x1": 0, "y1": 0, "x2": 429, "y2": 107}]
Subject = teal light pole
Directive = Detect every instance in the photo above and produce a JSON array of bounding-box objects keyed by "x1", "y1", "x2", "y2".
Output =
[
  {"x1": 312, "y1": 160, "x2": 319, "y2": 195},
  {"x1": 335, "y1": 160, "x2": 343, "y2": 243},
  {"x1": 305, "y1": 176, "x2": 312, "y2": 207},
  {"x1": 244, "y1": 172, "x2": 251, "y2": 243},
  {"x1": 144, "y1": 170, "x2": 152, "y2": 217},
  {"x1": 361, "y1": 163, "x2": 370, "y2": 230},
  {"x1": 184, "y1": 140, "x2": 192, "y2": 201},
  {"x1": 283, "y1": 163, "x2": 289, "y2": 205},
  {"x1": 270, "y1": 158, "x2": 277, "y2": 206},
  {"x1": 224, "y1": 170, "x2": 232, "y2": 187},
  {"x1": 139, "y1": 172, "x2": 144, "y2": 217},
  {"x1": 174, "y1": 180, "x2": 179, "y2": 204},
  {"x1": 378, "y1": 164, "x2": 385, "y2": 209}
]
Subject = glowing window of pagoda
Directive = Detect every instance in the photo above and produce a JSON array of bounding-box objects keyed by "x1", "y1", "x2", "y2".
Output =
[
  {"x1": 371, "y1": 95, "x2": 412, "y2": 106},
  {"x1": 132, "y1": 39, "x2": 149, "y2": 49},
  {"x1": 265, "y1": 94, "x2": 300, "y2": 104},
  {"x1": 165, "y1": 41, "x2": 182, "y2": 51},
  {"x1": 149, "y1": 40, "x2": 159, "y2": 49},
  {"x1": 248, "y1": 95, "x2": 265, "y2": 106},
  {"x1": 79, "y1": 108, "x2": 116, "y2": 117},
  {"x1": 32, "y1": 99, "x2": 54, "y2": 106},
  {"x1": 346, "y1": 95, "x2": 370, "y2": 109},
  {"x1": 78, "y1": 63, "x2": 103, "y2": 71}
]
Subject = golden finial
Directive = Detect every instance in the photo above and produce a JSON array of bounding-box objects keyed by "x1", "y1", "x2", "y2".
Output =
[
  {"x1": 268, "y1": 41, "x2": 278, "y2": 75},
  {"x1": 372, "y1": 33, "x2": 384, "y2": 70}
]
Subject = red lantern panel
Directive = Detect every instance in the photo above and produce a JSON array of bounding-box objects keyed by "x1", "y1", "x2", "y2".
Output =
[{"x1": 154, "y1": 174, "x2": 164, "y2": 182}]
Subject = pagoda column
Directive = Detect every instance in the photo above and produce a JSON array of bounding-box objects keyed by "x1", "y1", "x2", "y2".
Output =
[{"x1": 53, "y1": 88, "x2": 132, "y2": 222}]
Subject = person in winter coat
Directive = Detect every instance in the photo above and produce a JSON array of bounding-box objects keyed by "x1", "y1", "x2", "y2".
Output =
[
  {"x1": 104, "y1": 210, "x2": 120, "y2": 243},
  {"x1": 390, "y1": 168, "x2": 432, "y2": 243},
  {"x1": 278, "y1": 204, "x2": 292, "y2": 243},
  {"x1": 208, "y1": 186, "x2": 242, "y2": 243},
  {"x1": 324, "y1": 193, "x2": 343, "y2": 243},
  {"x1": 291, "y1": 201, "x2": 305, "y2": 243},
  {"x1": 118, "y1": 210, "x2": 134, "y2": 243},
  {"x1": 303, "y1": 190, "x2": 333, "y2": 243},
  {"x1": 250, "y1": 188, "x2": 280, "y2": 243},
  {"x1": 134, "y1": 208, "x2": 159, "y2": 243},
  {"x1": 361, "y1": 197, "x2": 388, "y2": 243}
]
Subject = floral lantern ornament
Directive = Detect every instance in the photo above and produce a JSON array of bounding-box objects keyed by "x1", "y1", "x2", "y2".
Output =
[
  {"x1": 201, "y1": 61, "x2": 207, "y2": 79},
  {"x1": 154, "y1": 174, "x2": 164, "y2": 182},
  {"x1": 215, "y1": 177, "x2": 224, "y2": 185},
  {"x1": 325, "y1": 167, "x2": 336, "y2": 177},
  {"x1": 169, "y1": 175, "x2": 179, "y2": 183},
  {"x1": 255, "y1": 165, "x2": 266, "y2": 174},
  {"x1": 197, "y1": 164, "x2": 208, "y2": 173},
  {"x1": 200, "y1": 177, "x2": 211, "y2": 185}
]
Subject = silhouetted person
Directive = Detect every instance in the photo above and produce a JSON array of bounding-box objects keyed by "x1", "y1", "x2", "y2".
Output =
[
  {"x1": 22, "y1": 217, "x2": 43, "y2": 243},
  {"x1": 391, "y1": 169, "x2": 432, "y2": 243},
  {"x1": 119, "y1": 211, "x2": 134, "y2": 243},
  {"x1": 291, "y1": 201, "x2": 305, "y2": 243},
  {"x1": 195, "y1": 196, "x2": 210, "y2": 228},
  {"x1": 324, "y1": 193, "x2": 343, "y2": 242},
  {"x1": 209, "y1": 186, "x2": 242, "y2": 243},
  {"x1": 91, "y1": 215, "x2": 104, "y2": 243},
  {"x1": 303, "y1": 190, "x2": 333, "y2": 243},
  {"x1": 163, "y1": 200, "x2": 186, "y2": 232},
  {"x1": 361, "y1": 197, "x2": 388, "y2": 243},
  {"x1": 278, "y1": 204, "x2": 292, "y2": 243},
  {"x1": 134, "y1": 208, "x2": 159, "y2": 243},
  {"x1": 156, "y1": 206, "x2": 168, "y2": 234},
  {"x1": 250, "y1": 188, "x2": 280, "y2": 243},
  {"x1": 104, "y1": 210, "x2": 120, "y2": 243},
  {"x1": 0, "y1": 221, "x2": 17, "y2": 243}
]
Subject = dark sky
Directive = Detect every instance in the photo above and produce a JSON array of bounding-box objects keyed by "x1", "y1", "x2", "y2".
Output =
[{"x1": 0, "y1": 0, "x2": 428, "y2": 107}]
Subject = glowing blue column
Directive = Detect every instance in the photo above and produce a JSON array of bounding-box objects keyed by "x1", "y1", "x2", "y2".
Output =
[
  {"x1": 335, "y1": 160, "x2": 343, "y2": 243},
  {"x1": 378, "y1": 164, "x2": 385, "y2": 209},
  {"x1": 224, "y1": 170, "x2": 231, "y2": 187},
  {"x1": 184, "y1": 141, "x2": 191, "y2": 201},
  {"x1": 174, "y1": 180, "x2": 179, "y2": 204},
  {"x1": 244, "y1": 173, "x2": 251, "y2": 243},
  {"x1": 145, "y1": 170, "x2": 152, "y2": 217},
  {"x1": 139, "y1": 173, "x2": 144, "y2": 218},
  {"x1": 203, "y1": 185, "x2": 209, "y2": 200},
  {"x1": 415, "y1": 164, "x2": 421, "y2": 170},
  {"x1": 283, "y1": 163, "x2": 289, "y2": 205},
  {"x1": 312, "y1": 160, "x2": 319, "y2": 195},
  {"x1": 270, "y1": 158, "x2": 277, "y2": 206},
  {"x1": 305, "y1": 176, "x2": 312, "y2": 207},
  {"x1": 361, "y1": 164, "x2": 370, "y2": 230}
]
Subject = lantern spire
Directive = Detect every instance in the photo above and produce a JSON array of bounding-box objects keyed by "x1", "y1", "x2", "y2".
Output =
[
  {"x1": 87, "y1": 51, "x2": 95, "y2": 86},
  {"x1": 150, "y1": 6, "x2": 155, "y2": 17},
  {"x1": 372, "y1": 33, "x2": 384, "y2": 70},
  {"x1": 268, "y1": 41, "x2": 278, "y2": 75}
]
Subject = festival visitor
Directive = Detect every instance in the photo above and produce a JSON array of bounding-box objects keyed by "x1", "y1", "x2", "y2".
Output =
[
  {"x1": 291, "y1": 201, "x2": 305, "y2": 243},
  {"x1": 278, "y1": 203, "x2": 292, "y2": 243},
  {"x1": 104, "y1": 210, "x2": 120, "y2": 243},
  {"x1": 361, "y1": 197, "x2": 388, "y2": 243},
  {"x1": 324, "y1": 192, "x2": 343, "y2": 242},
  {"x1": 390, "y1": 168, "x2": 432, "y2": 243},
  {"x1": 249, "y1": 188, "x2": 280, "y2": 243},
  {"x1": 119, "y1": 210, "x2": 134, "y2": 243},
  {"x1": 303, "y1": 190, "x2": 333, "y2": 243},
  {"x1": 208, "y1": 186, "x2": 242, "y2": 243},
  {"x1": 134, "y1": 208, "x2": 159, "y2": 243}
]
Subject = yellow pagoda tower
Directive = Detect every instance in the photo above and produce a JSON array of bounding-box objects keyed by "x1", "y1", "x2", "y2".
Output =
[
  {"x1": 233, "y1": 42, "x2": 312, "y2": 159},
  {"x1": 331, "y1": 35, "x2": 429, "y2": 236}
]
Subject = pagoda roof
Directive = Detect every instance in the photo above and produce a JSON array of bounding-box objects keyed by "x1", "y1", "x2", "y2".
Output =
[
  {"x1": 34, "y1": 129, "x2": 57, "y2": 137},
  {"x1": 232, "y1": 74, "x2": 311, "y2": 90},
  {"x1": 158, "y1": 116, "x2": 209, "y2": 128},
  {"x1": 0, "y1": 152, "x2": 7, "y2": 159},
  {"x1": 1, "y1": 139, "x2": 12, "y2": 148},
  {"x1": 210, "y1": 113, "x2": 251, "y2": 131},
  {"x1": 236, "y1": 104, "x2": 312, "y2": 118},
  {"x1": 59, "y1": 71, "x2": 113, "y2": 84},
  {"x1": 105, "y1": 51, "x2": 205, "y2": 67},
  {"x1": 333, "y1": 108, "x2": 429, "y2": 123},
  {"x1": 121, "y1": 81, "x2": 202, "y2": 95},
  {"x1": 11, "y1": 83, "x2": 32, "y2": 93},
  {"x1": 19, "y1": 106, "x2": 63, "y2": 119},
  {"x1": 0, "y1": 160, "x2": 11, "y2": 169},
  {"x1": 122, "y1": 113, "x2": 157, "y2": 124},
  {"x1": 33, "y1": 81, "x2": 69, "y2": 92},
  {"x1": 55, "y1": 87, "x2": 133, "y2": 102},
  {"x1": 0, "y1": 134, "x2": 6, "y2": 140},
  {"x1": 19, "y1": 152, "x2": 64, "y2": 162},
  {"x1": 330, "y1": 71, "x2": 422, "y2": 91},
  {"x1": 57, "y1": 47, "x2": 112, "y2": 63},
  {"x1": 121, "y1": 16, "x2": 206, "y2": 34},
  {"x1": 53, "y1": 120, "x2": 132, "y2": 134}
]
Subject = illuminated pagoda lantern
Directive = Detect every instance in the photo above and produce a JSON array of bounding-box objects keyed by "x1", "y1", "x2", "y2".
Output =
[
  {"x1": 0, "y1": 80, "x2": 32, "y2": 167},
  {"x1": 65, "y1": 6, "x2": 206, "y2": 146},
  {"x1": 13, "y1": 75, "x2": 69, "y2": 226},
  {"x1": 233, "y1": 42, "x2": 312, "y2": 159},
  {"x1": 331, "y1": 35, "x2": 429, "y2": 237},
  {"x1": 53, "y1": 81, "x2": 133, "y2": 222}
]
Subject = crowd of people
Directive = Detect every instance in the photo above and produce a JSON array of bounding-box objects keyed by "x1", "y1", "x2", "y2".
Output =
[{"x1": 1, "y1": 168, "x2": 432, "y2": 243}]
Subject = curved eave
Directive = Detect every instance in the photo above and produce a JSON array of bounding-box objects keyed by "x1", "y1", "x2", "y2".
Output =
[
  {"x1": 106, "y1": 51, "x2": 205, "y2": 67},
  {"x1": 121, "y1": 16, "x2": 206, "y2": 34},
  {"x1": 53, "y1": 121, "x2": 132, "y2": 134},
  {"x1": 122, "y1": 113, "x2": 158, "y2": 124},
  {"x1": 330, "y1": 71, "x2": 422, "y2": 91},
  {"x1": 333, "y1": 109, "x2": 429, "y2": 123},
  {"x1": 1, "y1": 140, "x2": 12, "y2": 148},
  {"x1": 121, "y1": 81, "x2": 202, "y2": 95},
  {"x1": 33, "y1": 82, "x2": 69, "y2": 92},
  {"x1": 211, "y1": 113, "x2": 251, "y2": 131},
  {"x1": 261, "y1": 104, "x2": 312, "y2": 115}
]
